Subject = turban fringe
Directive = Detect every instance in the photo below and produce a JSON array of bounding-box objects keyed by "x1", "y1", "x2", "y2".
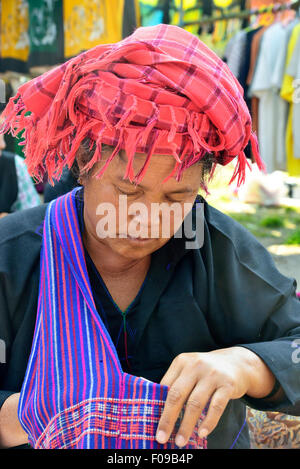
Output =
[{"x1": 0, "y1": 24, "x2": 265, "y2": 188}]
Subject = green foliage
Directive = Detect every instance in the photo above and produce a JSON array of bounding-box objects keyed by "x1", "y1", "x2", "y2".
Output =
[
  {"x1": 259, "y1": 216, "x2": 285, "y2": 229},
  {"x1": 285, "y1": 230, "x2": 300, "y2": 245}
]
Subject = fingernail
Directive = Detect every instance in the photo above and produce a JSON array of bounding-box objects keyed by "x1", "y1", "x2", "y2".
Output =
[
  {"x1": 198, "y1": 428, "x2": 208, "y2": 439},
  {"x1": 175, "y1": 434, "x2": 186, "y2": 447},
  {"x1": 156, "y1": 430, "x2": 167, "y2": 444}
]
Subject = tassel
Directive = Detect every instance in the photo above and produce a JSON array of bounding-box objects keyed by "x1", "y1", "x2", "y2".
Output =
[
  {"x1": 82, "y1": 125, "x2": 106, "y2": 173},
  {"x1": 168, "y1": 106, "x2": 178, "y2": 143},
  {"x1": 208, "y1": 161, "x2": 218, "y2": 183},
  {"x1": 115, "y1": 94, "x2": 137, "y2": 129},
  {"x1": 228, "y1": 151, "x2": 248, "y2": 187},
  {"x1": 95, "y1": 127, "x2": 125, "y2": 179},
  {"x1": 124, "y1": 129, "x2": 139, "y2": 181},
  {"x1": 250, "y1": 131, "x2": 266, "y2": 172},
  {"x1": 65, "y1": 119, "x2": 101, "y2": 169},
  {"x1": 162, "y1": 139, "x2": 190, "y2": 183},
  {"x1": 139, "y1": 104, "x2": 159, "y2": 147},
  {"x1": 134, "y1": 129, "x2": 159, "y2": 184},
  {"x1": 187, "y1": 113, "x2": 201, "y2": 154},
  {"x1": 198, "y1": 114, "x2": 226, "y2": 152},
  {"x1": 0, "y1": 93, "x2": 25, "y2": 136},
  {"x1": 97, "y1": 82, "x2": 114, "y2": 130}
]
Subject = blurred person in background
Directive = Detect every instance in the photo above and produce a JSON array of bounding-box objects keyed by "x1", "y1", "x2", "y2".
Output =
[{"x1": 0, "y1": 104, "x2": 41, "y2": 217}]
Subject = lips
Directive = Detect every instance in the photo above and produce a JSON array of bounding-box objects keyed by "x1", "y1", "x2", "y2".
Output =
[
  {"x1": 126, "y1": 235, "x2": 152, "y2": 242},
  {"x1": 119, "y1": 234, "x2": 153, "y2": 242}
]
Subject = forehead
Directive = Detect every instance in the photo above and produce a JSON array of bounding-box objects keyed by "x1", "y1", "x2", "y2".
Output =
[{"x1": 114, "y1": 150, "x2": 201, "y2": 189}]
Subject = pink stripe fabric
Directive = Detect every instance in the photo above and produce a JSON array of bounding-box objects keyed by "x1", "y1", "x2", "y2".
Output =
[{"x1": 18, "y1": 188, "x2": 207, "y2": 449}]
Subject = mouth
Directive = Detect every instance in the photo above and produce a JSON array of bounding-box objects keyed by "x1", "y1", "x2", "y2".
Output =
[{"x1": 119, "y1": 234, "x2": 154, "y2": 243}]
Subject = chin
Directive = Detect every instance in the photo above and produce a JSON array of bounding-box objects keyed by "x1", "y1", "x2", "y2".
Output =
[{"x1": 112, "y1": 238, "x2": 164, "y2": 258}]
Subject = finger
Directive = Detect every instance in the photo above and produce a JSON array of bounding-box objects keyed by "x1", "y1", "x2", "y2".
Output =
[
  {"x1": 197, "y1": 386, "x2": 231, "y2": 439},
  {"x1": 173, "y1": 381, "x2": 215, "y2": 447},
  {"x1": 156, "y1": 375, "x2": 197, "y2": 445},
  {"x1": 159, "y1": 356, "x2": 184, "y2": 387}
]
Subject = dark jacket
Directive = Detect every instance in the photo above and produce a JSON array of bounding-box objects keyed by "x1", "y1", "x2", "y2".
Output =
[{"x1": 0, "y1": 194, "x2": 300, "y2": 449}]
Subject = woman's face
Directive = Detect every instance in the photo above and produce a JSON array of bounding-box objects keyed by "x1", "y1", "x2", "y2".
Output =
[{"x1": 80, "y1": 148, "x2": 203, "y2": 260}]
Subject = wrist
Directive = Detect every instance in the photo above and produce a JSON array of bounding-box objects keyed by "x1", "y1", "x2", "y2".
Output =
[
  {"x1": 0, "y1": 393, "x2": 28, "y2": 448},
  {"x1": 232, "y1": 346, "x2": 275, "y2": 398}
]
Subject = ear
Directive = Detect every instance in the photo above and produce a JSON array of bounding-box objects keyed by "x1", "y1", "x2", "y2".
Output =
[{"x1": 75, "y1": 143, "x2": 90, "y2": 173}]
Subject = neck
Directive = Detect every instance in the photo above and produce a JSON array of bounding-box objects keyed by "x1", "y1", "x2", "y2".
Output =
[{"x1": 82, "y1": 219, "x2": 150, "y2": 280}]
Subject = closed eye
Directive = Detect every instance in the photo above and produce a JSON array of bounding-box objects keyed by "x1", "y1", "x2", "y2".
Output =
[{"x1": 116, "y1": 186, "x2": 140, "y2": 196}]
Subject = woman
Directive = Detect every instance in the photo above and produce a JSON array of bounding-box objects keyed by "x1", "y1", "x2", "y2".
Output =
[{"x1": 0, "y1": 24, "x2": 299, "y2": 450}]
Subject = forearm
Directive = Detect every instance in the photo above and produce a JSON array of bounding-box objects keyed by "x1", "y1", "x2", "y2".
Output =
[{"x1": 0, "y1": 393, "x2": 28, "y2": 448}]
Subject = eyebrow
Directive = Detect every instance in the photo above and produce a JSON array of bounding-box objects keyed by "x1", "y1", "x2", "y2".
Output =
[{"x1": 116, "y1": 175, "x2": 193, "y2": 194}]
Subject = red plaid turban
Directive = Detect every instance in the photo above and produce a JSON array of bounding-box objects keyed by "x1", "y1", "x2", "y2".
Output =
[{"x1": 0, "y1": 24, "x2": 264, "y2": 187}]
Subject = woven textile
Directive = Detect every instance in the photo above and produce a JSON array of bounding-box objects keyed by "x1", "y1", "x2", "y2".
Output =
[
  {"x1": 1, "y1": 24, "x2": 264, "y2": 188},
  {"x1": 247, "y1": 408, "x2": 300, "y2": 449},
  {"x1": 18, "y1": 188, "x2": 207, "y2": 449}
]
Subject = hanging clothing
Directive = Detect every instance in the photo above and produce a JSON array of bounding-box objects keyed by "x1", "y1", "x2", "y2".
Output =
[
  {"x1": 0, "y1": 0, "x2": 29, "y2": 73},
  {"x1": 235, "y1": 27, "x2": 262, "y2": 161},
  {"x1": 139, "y1": 0, "x2": 165, "y2": 27},
  {"x1": 246, "y1": 26, "x2": 269, "y2": 137},
  {"x1": 122, "y1": 0, "x2": 141, "y2": 38},
  {"x1": 17, "y1": 188, "x2": 207, "y2": 449},
  {"x1": 287, "y1": 35, "x2": 300, "y2": 160},
  {"x1": 223, "y1": 29, "x2": 248, "y2": 78},
  {"x1": 170, "y1": 0, "x2": 204, "y2": 34},
  {"x1": 249, "y1": 22, "x2": 290, "y2": 172},
  {"x1": 281, "y1": 23, "x2": 300, "y2": 176},
  {"x1": 27, "y1": 0, "x2": 64, "y2": 68},
  {"x1": 63, "y1": 0, "x2": 125, "y2": 59}
]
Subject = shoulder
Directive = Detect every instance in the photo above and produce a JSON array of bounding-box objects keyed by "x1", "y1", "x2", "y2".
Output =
[
  {"x1": 204, "y1": 201, "x2": 259, "y2": 251},
  {"x1": 0, "y1": 203, "x2": 48, "y2": 243},
  {"x1": 202, "y1": 200, "x2": 294, "y2": 295},
  {"x1": 0, "y1": 204, "x2": 48, "y2": 271}
]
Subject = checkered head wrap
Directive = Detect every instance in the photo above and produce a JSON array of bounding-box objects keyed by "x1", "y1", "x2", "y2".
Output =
[{"x1": 0, "y1": 24, "x2": 264, "y2": 187}]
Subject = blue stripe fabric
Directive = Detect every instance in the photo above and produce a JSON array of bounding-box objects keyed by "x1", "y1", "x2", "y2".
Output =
[{"x1": 17, "y1": 188, "x2": 207, "y2": 449}]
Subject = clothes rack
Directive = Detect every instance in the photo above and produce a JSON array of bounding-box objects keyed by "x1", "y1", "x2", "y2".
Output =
[{"x1": 182, "y1": 0, "x2": 300, "y2": 26}]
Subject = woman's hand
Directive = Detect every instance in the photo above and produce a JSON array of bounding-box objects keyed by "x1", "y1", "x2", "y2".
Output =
[
  {"x1": 156, "y1": 346, "x2": 276, "y2": 447},
  {"x1": 0, "y1": 393, "x2": 28, "y2": 448}
]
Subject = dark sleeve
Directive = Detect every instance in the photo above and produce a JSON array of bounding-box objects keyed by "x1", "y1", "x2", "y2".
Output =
[
  {"x1": 207, "y1": 205, "x2": 300, "y2": 414},
  {"x1": 0, "y1": 391, "x2": 15, "y2": 409},
  {"x1": 0, "y1": 205, "x2": 46, "y2": 410},
  {"x1": 0, "y1": 152, "x2": 18, "y2": 213}
]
